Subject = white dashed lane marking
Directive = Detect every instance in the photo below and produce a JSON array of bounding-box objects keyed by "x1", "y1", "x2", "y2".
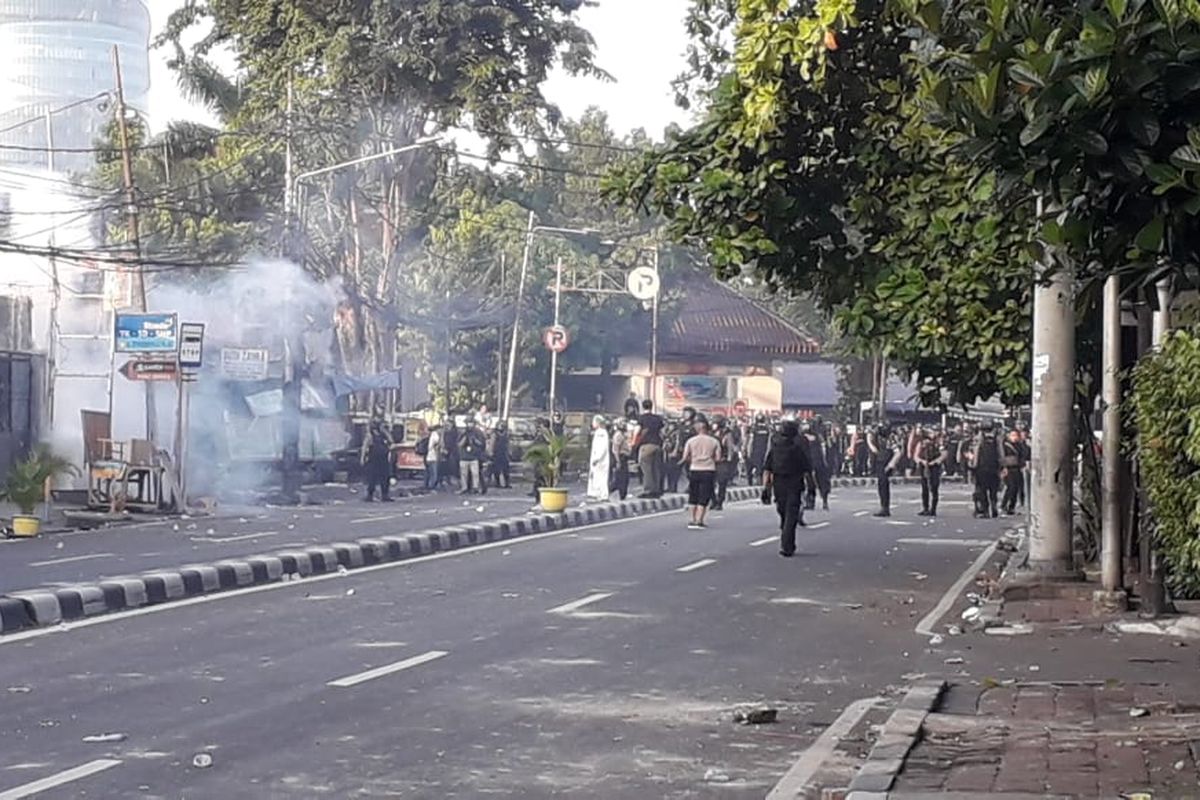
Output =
[
  {"x1": 749, "y1": 536, "x2": 777, "y2": 548},
  {"x1": 327, "y1": 650, "x2": 448, "y2": 688},
  {"x1": 676, "y1": 558, "x2": 717, "y2": 573},
  {"x1": 0, "y1": 759, "x2": 122, "y2": 800},
  {"x1": 546, "y1": 592, "x2": 614, "y2": 615}
]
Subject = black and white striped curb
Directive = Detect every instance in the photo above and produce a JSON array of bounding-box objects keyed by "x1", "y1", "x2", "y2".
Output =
[
  {"x1": 846, "y1": 679, "x2": 946, "y2": 798},
  {"x1": 0, "y1": 487, "x2": 761, "y2": 635}
]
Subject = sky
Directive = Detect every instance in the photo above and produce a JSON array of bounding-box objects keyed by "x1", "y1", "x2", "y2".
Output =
[{"x1": 147, "y1": 0, "x2": 698, "y2": 139}]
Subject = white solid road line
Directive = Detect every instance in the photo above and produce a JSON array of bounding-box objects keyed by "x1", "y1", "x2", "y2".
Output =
[
  {"x1": 676, "y1": 558, "x2": 717, "y2": 573},
  {"x1": 0, "y1": 759, "x2": 122, "y2": 800},
  {"x1": 190, "y1": 531, "x2": 279, "y2": 544},
  {"x1": 765, "y1": 697, "x2": 880, "y2": 800},
  {"x1": 350, "y1": 513, "x2": 405, "y2": 525},
  {"x1": 0, "y1": 509, "x2": 687, "y2": 646},
  {"x1": 546, "y1": 592, "x2": 614, "y2": 615},
  {"x1": 28, "y1": 553, "x2": 115, "y2": 567},
  {"x1": 749, "y1": 536, "x2": 777, "y2": 547},
  {"x1": 914, "y1": 540, "x2": 999, "y2": 637},
  {"x1": 327, "y1": 649, "x2": 448, "y2": 688},
  {"x1": 897, "y1": 537, "x2": 993, "y2": 547}
]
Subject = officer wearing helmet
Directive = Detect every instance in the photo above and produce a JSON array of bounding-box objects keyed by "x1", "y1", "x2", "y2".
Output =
[
  {"x1": 711, "y1": 414, "x2": 739, "y2": 510},
  {"x1": 745, "y1": 413, "x2": 772, "y2": 485}
]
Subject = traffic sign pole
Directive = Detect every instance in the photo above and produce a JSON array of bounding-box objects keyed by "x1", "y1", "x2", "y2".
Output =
[{"x1": 549, "y1": 257, "x2": 563, "y2": 415}]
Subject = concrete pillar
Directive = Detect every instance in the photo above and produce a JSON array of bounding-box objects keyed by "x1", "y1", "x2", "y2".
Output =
[
  {"x1": 1100, "y1": 274, "x2": 1123, "y2": 594},
  {"x1": 1153, "y1": 278, "x2": 1172, "y2": 347},
  {"x1": 1027, "y1": 253, "x2": 1077, "y2": 576}
]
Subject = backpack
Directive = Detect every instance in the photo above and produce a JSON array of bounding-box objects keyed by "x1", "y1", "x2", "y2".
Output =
[{"x1": 415, "y1": 436, "x2": 430, "y2": 457}]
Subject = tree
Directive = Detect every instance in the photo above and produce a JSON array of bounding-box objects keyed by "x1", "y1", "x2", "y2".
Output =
[
  {"x1": 153, "y1": 0, "x2": 605, "y2": 374},
  {"x1": 607, "y1": 0, "x2": 1037, "y2": 407}
]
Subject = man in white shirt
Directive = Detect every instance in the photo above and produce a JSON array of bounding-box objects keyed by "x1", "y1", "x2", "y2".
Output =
[
  {"x1": 680, "y1": 417, "x2": 721, "y2": 530},
  {"x1": 424, "y1": 424, "x2": 443, "y2": 491}
]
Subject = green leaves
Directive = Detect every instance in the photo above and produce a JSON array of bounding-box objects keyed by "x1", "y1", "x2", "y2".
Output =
[
  {"x1": 1135, "y1": 216, "x2": 1165, "y2": 251},
  {"x1": 1020, "y1": 114, "x2": 1054, "y2": 146},
  {"x1": 1170, "y1": 144, "x2": 1200, "y2": 170}
]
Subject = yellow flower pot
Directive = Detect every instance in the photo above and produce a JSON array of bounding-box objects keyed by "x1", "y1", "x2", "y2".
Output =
[
  {"x1": 538, "y1": 487, "x2": 569, "y2": 513},
  {"x1": 11, "y1": 515, "x2": 40, "y2": 538}
]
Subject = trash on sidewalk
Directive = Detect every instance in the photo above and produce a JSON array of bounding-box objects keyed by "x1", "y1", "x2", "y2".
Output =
[
  {"x1": 82, "y1": 732, "x2": 127, "y2": 743},
  {"x1": 1129, "y1": 706, "x2": 1150, "y2": 718},
  {"x1": 192, "y1": 753, "x2": 213, "y2": 769}
]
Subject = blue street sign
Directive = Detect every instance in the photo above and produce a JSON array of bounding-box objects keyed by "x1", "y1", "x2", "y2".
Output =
[{"x1": 114, "y1": 313, "x2": 178, "y2": 354}]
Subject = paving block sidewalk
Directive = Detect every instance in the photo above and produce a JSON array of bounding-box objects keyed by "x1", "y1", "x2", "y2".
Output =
[{"x1": 881, "y1": 681, "x2": 1200, "y2": 799}]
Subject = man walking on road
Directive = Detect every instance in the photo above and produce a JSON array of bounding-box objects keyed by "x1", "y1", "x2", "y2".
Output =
[
  {"x1": 763, "y1": 419, "x2": 810, "y2": 557},
  {"x1": 610, "y1": 418, "x2": 632, "y2": 500},
  {"x1": 744, "y1": 413, "x2": 772, "y2": 485},
  {"x1": 459, "y1": 420, "x2": 487, "y2": 495},
  {"x1": 423, "y1": 423, "x2": 443, "y2": 491},
  {"x1": 972, "y1": 424, "x2": 1002, "y2": 518},
  {"x1": 915, "y1": 428, "x2": 947, "y2": 517},
  {"x1": 1001, "y1": 429, "x2": 1025, "y2": 516},
  {"x1": 680, "y1": 416, "x2": 720, "y2": 530},
  {"x1": 711, "y1": 415, "x2": 738, "y2": 511},
  {"x1": 361, "y1": 416, "x2": 394, "y2": 502},
  {"x1": 867, "y1": 426, "x2": 900, "y2": 517},
  {"x1": 634, "y1": 400, "x2": 664, "y2": 498}
]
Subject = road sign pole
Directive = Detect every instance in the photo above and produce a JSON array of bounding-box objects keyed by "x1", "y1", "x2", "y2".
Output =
[
  {"x1": 650, "y1": 247, "x2": 659, "y2": 409},
  {"x1": 548, "y1": 257, "x2": 563, "y2": 415}
]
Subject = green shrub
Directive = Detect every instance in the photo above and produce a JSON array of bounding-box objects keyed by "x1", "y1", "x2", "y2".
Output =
[{"x1": 1129, "y1": 328, "x2": 1200, "y2": 597}]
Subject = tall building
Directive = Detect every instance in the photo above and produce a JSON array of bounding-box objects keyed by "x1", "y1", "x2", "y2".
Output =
[{"x1": 0, "y1": 0, "x2": 151, "y2": 173}]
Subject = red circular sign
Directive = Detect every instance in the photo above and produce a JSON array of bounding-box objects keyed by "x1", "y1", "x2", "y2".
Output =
[{"x1": 543, "y1": 325, "x2": 570, "y2": 353}]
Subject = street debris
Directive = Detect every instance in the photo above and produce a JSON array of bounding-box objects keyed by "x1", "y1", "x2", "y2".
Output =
[
  {"x1": 986, "y1": 623, "x2": 1034, "y2": 636},
  {"x1": 475, "y1": 505, "x2": 486, "y2": 513},
  {"x1": 345, "y1": 589, "x2": 356, "y2": 596},
  {"x1": 1028, "y1": 664, "x2": 1041, "y2": 672},
  {"x1": 1129, "y1": 707, "x2": 1150, "y2": 718},
  {"x1": 703, "y1": 768, "x2": 731, "y2": 783},
  {"x1": 502, "y1": 549, "x2": 512, "y2": 556},
  {"x1": 944, "y1": 657, "x2": 965, "y2": 665},
  {"x1": 909, "y1": 572, "x2": 928, "y2": 581},
  {"x1": 961, "y1": 607, "x2": 982, "y2": 622},
  {"x1": 192, "y1": 753, "x2": 213, "y2": 769},
  {"x1": 337, "y1": 565, "x2": 349, "y2": 575},
  {"x1": 928, "y1": 634, "x2": 945, "y2": 646},
  {"x1": 55, "y1": 541, "x2": 64, "y2": 550},
  {"x1": 82, "y1": 732, "x2": 127, "y2": 743},
  {"x1": 6, "y1": 686, "x2": 31, "y2": 694},
  {"x1": 732, "y1": 706, "x2": 778, "y2": 725},
  {"x1": 947, "y1": 625, "x2": 964, "y2": 636}
]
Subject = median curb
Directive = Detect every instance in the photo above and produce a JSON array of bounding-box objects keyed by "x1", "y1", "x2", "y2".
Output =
[
  {"x1": 845, "y1": 679, "x2": 946, "y2": 798},
  {"x1": 0, "y1": 486, "x2": 761, "y2": 635}
]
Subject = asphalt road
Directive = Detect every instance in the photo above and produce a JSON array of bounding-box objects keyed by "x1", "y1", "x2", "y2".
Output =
[{"x1": 0, "y1": 484, "x2": 1014, "y2": 799}]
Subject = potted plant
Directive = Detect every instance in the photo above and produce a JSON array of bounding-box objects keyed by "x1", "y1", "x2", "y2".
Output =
[
  {"x1": 2, "y1": 447, "x2": 78, "y2": 538},
  {"x1": 523, "y1": 432, "x2": 570, "y2": 512}
]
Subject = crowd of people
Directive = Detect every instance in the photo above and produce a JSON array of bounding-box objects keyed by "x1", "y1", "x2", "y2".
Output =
[{"x1": 365, "y1": 399, "x2": 1032, "y2": 556}]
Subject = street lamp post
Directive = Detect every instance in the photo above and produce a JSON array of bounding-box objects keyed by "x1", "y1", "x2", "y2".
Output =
[
  {"x1": 548, "y1": 257, "x2": 564, "y2": 416},
  {"x1": 279, "y1": 136, "x2": 441, "y2": 502}
]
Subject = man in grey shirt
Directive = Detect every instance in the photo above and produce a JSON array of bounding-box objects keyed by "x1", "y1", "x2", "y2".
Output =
[{"x1": 681, "y1": 416, "x2": 721, "y2": 530}]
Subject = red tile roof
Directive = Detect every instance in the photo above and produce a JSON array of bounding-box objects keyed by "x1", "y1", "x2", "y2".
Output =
[{"x1": 661, "y1": 278, "x2": 822, "y2": 362}]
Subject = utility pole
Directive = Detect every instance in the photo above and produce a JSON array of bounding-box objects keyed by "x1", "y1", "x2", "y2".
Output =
[
  {"x1": 502, "y1": 211, "x2": 536, "y2": 420},
  {"x1": 280, "y1": 76, "x2": 304, "y2": 503},
  {"x1": 1027, "y1": 196, "x2": 1078, "y2": 578},
  {"x1": 113, "y1": 45, "x2": 156, "y2": 442},
  {"x1": 1100, "y1": 273, "x2": 1124, "y2": 598},
  {"x1": 496, "y1": 254, "x2": 506, "y2": 409},
  {"x1": 45, "y1": 111, "x2": 59, "y2": 430}
]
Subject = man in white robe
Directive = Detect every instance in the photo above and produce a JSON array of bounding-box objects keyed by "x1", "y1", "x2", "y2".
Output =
[{"x1": 587, "y1": 415, "x2": 611, "y2": 502}]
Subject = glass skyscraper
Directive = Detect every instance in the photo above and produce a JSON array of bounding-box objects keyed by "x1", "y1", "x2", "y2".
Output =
[{"x1": 0, "y1": 0, "x2": 151, "y2": 173}]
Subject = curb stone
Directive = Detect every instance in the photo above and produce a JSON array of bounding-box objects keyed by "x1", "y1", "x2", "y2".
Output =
[
  {"x1": 0, "y1": 486, "x2": 762, "y2": 635},
  {"x1": 846, "y1": 680, "x2": 946, "y2": 797}
]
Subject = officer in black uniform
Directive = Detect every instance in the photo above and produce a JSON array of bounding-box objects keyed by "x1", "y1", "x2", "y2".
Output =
[
  {"x1": 763, "y1": 420, "x2": 811, "y2": 557},
  {"x1": 745, "y1": 414, "x2": 772, "y2": 485},
  {"x1": 867, "y1": 425, "x2": 899, "y2": 517}
]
